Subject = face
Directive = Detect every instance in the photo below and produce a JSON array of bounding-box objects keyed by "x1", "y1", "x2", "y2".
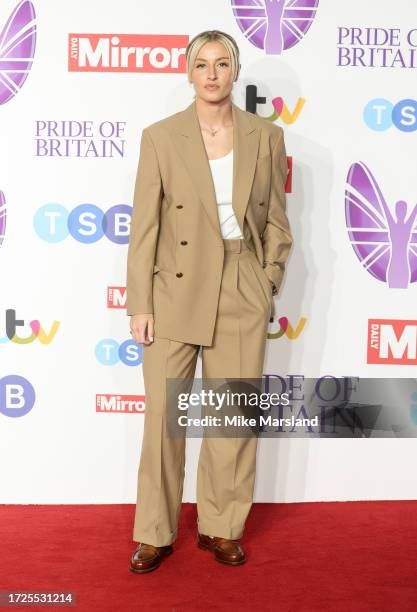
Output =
[{"x1": 190, "y1": 40, "x2": 236, "y2": 103}]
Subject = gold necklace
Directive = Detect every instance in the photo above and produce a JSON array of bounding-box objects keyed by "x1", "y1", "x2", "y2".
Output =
[{"x1": 200, "y1": 123, "x2": 233, "y2": 137}]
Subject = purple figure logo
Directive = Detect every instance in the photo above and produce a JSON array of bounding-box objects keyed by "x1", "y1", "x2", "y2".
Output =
[
  {"x1": 0, "y1": 1, "x2": 36, "y2": 105},
  {"x1": 345, "y1": 161, "x2": 417, "y2": 288},
  {"x1": 231, "y1": 0, "x2": 319, "y2": 55},
  {"x1": 0, "y1": 191, "x2": 6, "y2": 247}
]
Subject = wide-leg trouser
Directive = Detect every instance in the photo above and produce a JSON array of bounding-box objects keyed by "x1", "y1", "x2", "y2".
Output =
[{"x1": 132, "y1": 238, "x2": 272, "y2": 546}]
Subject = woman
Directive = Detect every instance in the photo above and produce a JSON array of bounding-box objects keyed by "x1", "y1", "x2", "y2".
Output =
[{"x1": 126, "y1": 29, "x2": 292, "y2": 573}]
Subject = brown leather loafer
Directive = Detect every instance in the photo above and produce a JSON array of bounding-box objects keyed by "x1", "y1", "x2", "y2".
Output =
[
  {"x1": 129, "y1": 542, "x2": 173, "y2": 574},
  {"x1": 197, "y1": 532, "x2": 246, "y2": 565}
]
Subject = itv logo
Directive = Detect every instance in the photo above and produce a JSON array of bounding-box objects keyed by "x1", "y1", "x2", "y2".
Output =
[
  {"x1": 0, "y1": 309, "x2": 59, "y2": 344},
  {"x1": 367, "y1": 319, "x2": 417, "y2": 365}
]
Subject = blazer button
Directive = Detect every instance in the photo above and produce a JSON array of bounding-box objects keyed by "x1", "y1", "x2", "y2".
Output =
[
  {"x1": 259, "y1": 201, "x2": 264, "y2": 206},
  {"x1": 176, "y1": 204, "x2": 183, "y2": 209},
  {"x1": 176, "y1": 272, "x2": 183, "y2": 278},
  {"x1": 180, "y1": 240, "x2": 188, "y2": 245}
]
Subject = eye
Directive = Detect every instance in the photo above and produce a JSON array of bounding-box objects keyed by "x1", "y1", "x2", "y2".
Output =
[{"x1": 196, "y1": 63, "x2": 205, "y2": 68}]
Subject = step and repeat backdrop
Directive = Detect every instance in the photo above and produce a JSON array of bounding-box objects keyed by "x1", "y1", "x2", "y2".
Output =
[{"x1": 1, "y1": 0, "x2": 416, "y2": 503}]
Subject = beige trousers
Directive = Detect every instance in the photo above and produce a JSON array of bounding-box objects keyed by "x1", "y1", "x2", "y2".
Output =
[{"x1": 133, "y1": 239, "x2": 272, "y2": 546}]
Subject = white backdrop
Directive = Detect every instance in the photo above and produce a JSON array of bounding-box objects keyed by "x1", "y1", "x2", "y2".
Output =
[{"x1": 1, "y1": 0, "x2": 416, "y2": 503}]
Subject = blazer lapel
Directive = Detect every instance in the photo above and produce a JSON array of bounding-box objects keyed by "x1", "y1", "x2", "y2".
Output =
[{"x1": 171, "y1": 99, "x2": 261, "y2": 238}]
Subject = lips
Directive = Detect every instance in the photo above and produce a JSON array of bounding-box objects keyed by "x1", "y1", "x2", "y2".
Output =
[{"x1": 205, "y1": 85, "x2": 219, "y2": 90}]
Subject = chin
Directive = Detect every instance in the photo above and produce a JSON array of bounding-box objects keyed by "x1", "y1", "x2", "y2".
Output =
[{"x1": 202, "y1": 91, "x2": 227, "y2": 103}]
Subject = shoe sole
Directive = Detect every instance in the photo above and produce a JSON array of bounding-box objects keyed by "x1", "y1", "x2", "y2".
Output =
[
  {"x1": 129, "y1": 547, "x2": 173, "y2": 574},
  {"x1": 197, "y1": 540, "x2": 246, "y2": 566},
  {"x1": 129, "y1": 563, "x2": 161, "y2": 574}
]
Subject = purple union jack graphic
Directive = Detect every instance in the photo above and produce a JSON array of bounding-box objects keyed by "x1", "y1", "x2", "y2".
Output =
[
  {"x1": 231, "y1": 0, "x2": 319, "y2": 55},
  {"x1": 0, "y1": 1, "x2": 36, "y2": 105},
  {"x1": 345, "y1": 162, "x2": 417, "y2": 289}
]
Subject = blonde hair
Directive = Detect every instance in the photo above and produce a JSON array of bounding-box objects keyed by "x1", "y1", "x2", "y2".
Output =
[{"x1": 185, "y1": 30, "x2": 241, "y2": 84}]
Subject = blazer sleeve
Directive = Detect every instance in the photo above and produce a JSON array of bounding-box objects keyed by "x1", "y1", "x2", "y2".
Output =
[
  {"x1": 126, "y1": 127, "x2": 163, "y2": 315},
  {"x1": 261, "y1": 126, "x2": 292, "y2": 296}
]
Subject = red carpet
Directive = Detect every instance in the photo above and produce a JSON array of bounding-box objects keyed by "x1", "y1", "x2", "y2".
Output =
[{"x1": 1, "y1": 501, "x2": 417, "y2": 611}]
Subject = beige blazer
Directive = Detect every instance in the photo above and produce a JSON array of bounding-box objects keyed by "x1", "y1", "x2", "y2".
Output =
[{"x1": 126, "y1": 99, "x2": 292, "y2": 346}]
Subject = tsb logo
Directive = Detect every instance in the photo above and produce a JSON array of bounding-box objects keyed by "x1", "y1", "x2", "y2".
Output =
[
  {"x1": 364, "y1": 98, "x2": 417, "y2": 132},
  {"x1": 0, "y1": 375, "x2": 35, "y2": 417},
  {"x1": 367, "y1": 319, "x2": 417, "y2": 365},
  {"x1": 33, "y1": 203, "x2": 131, "y2": 243},
  {"x1": 95, "y1": 337, "x2": 142, "y2": 366}
]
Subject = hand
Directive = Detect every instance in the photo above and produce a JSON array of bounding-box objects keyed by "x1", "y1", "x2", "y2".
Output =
[{"x1": 130, "y1": 313, "x2": 155, "y2": 345}]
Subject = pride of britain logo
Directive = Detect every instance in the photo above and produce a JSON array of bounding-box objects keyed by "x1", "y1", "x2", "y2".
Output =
[
  {"x1": 0, "y1": 1, "x2": 36, "y2": 105},
  {"x1": 345, "y1": 162, "x2": 417, "y2": 289},
  {"x1": 231, "y1": 0, "x2": 319, "y2": 55}
]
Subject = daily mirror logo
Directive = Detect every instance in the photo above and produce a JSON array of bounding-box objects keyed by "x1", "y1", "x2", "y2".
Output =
[
  {"x1": 367, "y1": 319, "x2": 417, "y2": 365},
  {"x1": 68, "y1": 34, "x2": 189, "y2": 72},
  {"x1": 0, "y1": 0, "x2": 36, "y2": 105},
  {"x1": 231, "y1": 0, "x2": 319, "y2": 55},
  {"x1": 107, "y1": 287, "x2": 126, "y2": 309},
  {"x1": 96, "y1": 394, "x2": 145, "y2": 414},
  {"x1": 345, "y1": 161, "x2": 417, "y2": 288}
]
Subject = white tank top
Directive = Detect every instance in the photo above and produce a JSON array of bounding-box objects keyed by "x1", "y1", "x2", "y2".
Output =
[{"x1": 208, "y1": 149, "x2": 243, "y2": 239}]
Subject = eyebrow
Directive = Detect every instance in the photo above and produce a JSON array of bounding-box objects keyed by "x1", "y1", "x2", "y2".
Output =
[{"x1": 195, "y1": 57, "x2": 230, "y2": 61}]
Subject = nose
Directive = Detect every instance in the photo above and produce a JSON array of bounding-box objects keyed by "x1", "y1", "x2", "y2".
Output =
[{"x1": 208, "y1": 67, "x2": 217, "y2": 80}]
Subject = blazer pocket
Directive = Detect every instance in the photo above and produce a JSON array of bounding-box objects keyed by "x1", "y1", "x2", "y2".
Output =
[
  {"x1": 252, "y1": 199, "x2": 268, "y2": 220},
  {"x1": 153, "y1": 264, "x2": 175, "y2": 276}
]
